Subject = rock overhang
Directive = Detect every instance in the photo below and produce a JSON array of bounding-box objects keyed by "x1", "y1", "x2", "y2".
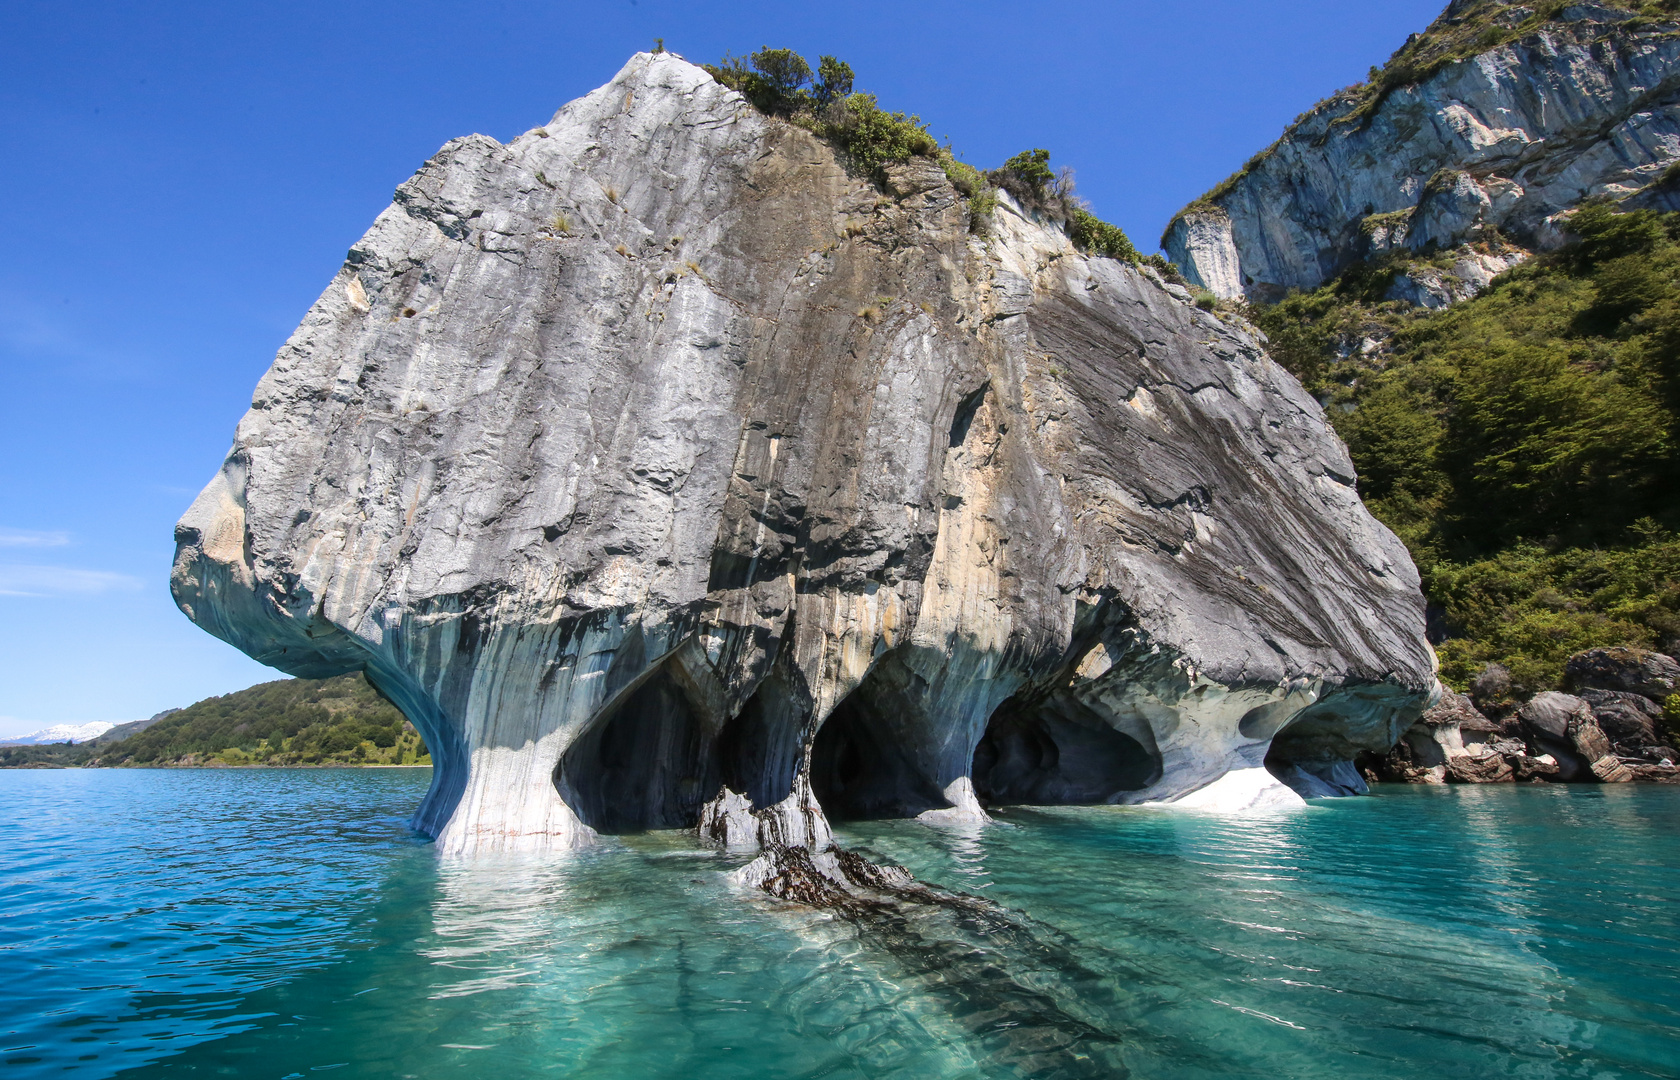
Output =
[{"x1": 172, "y1": 51, "x2": 1435, "y2": 855}]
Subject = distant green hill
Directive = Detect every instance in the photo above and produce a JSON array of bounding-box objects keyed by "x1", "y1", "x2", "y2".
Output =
[{"x1": 0, "y1": 673, "x2": 430, "y2": 769}]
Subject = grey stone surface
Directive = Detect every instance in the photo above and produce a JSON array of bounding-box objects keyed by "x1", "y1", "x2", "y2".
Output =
[
  {"x1": 1519, "y1": 692, "x2": 1593, "y2": 740},
  {"x1": 172, "y1": 53, "x2": 1435, "y2": 854},
  {"x1": 1566, "y1": 646, "x2": 1680, "y2": 700},
  {"x1": 1579, "y1": 688, "x2": 1664, "y2": 747},
  {"x1": 1518, "y1": 691, "x2": 1629, "y2": 781},
  {"x1": 1165, "y1": 6, "x2": 1680, "y2": 302}
]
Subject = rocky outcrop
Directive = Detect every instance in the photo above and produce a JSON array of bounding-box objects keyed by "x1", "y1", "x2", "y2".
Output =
[
  {"x1": 1165, "y1": 3, "x2": 1680, "y2": 302},
  {"x1": 1579, "y1": 689, "x2": 1664, "y2": 747},
  {"x1": 1376, "y1": 645, "x2": 1680, "y2": 785},
  {"x1": 171, "y1": 53, "x2": 1434, "y2": 856},
  {"x1": 1518, "y1": 691, "x2": 1634, "y2": 781},
  {"x1": 1383, "y1": 247, "x2": 1529, "y2": 309},
  {"x1": 1569, "y1": 647, "x2": 1680, "y2": 777},
  {"x1": 1567, "y1": 646, "x2": 1680, "y2": 700},
  {"x1": 1375, "y1": 688, "x2": 1514, "y2": 783}
]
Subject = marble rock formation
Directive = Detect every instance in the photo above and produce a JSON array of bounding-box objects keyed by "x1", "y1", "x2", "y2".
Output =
[
  {"x1": 1518, "y1": 692, "x2": 1634, "y2": 783},
  {"x1": 1378, "y1": 666, "x2": 1680, "y2": 785},
  {"x1": 172, "y1": 53, "x2": 1434, "y2": 856},
  {"x1": 1378, "y1": 689, "x2": 1515, "y2": 784},
  {"x1": 1165, "y1": 2, "x2": 1680, "y2": 303}
]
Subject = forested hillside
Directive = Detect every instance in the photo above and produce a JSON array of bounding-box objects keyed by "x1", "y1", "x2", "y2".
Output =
[
  {"x1": 0, "y1": 673, "x2": 430, "y2": 768},
  {"x1": 1248, "y1": 202, "x2": 1680, "y2": 695}
]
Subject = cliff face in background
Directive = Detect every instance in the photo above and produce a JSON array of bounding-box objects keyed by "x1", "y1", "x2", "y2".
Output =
[
  {"x1": 1166, "y1": 1, "x2": 1680, "y2": 302},
  {"x1": 171, "y1": 53, "x2": 1434, "y2": 856}
]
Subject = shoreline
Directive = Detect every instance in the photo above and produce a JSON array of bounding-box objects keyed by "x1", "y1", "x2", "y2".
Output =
[{"x1": 1, "y1": 762, "x2": 434, "y2": 771}]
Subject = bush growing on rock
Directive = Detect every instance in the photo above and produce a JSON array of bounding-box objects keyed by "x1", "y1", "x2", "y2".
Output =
[
  {"x1": 705, "y1": 48, "x2": 936, "y2": 177},
  {"x1": 1068, "y1": 207, "x2": 1140, "y2": 262},
  {"x1": 991, "y1": 149, "x2": 1056, "y2": 208},
  {"x1": 705, "y1": 50, "x2": 1137, "y2": 259}
]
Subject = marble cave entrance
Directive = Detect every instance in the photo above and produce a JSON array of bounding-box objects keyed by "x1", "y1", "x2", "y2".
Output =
[{"x1": 559, "y1": 651, "x2": 1169, "y2": 833}]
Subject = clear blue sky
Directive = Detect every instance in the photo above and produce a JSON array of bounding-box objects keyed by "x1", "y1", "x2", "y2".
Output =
[{"x1": 0, "y1": 0, "x2": 1444, "y2": 736}]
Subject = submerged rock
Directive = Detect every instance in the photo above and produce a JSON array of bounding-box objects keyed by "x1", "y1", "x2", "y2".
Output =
[
  {"x1": 172, "y1": 53, "x2": 1433, "y2": 854},
  {"x1": 1165, "y1": 4, "x2": 1680, "y2": 302}
]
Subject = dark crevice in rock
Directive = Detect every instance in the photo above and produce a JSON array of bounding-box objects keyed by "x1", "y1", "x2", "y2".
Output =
[
  {"x1": 810, "y1": 655, "x2": 952, "y2": 821},
  {"x1": 715, "y1": 660, "x2": 807, "y2": 811},
  {"x1": 947, "y1": 382, "x2": 990, "y2": 447}
]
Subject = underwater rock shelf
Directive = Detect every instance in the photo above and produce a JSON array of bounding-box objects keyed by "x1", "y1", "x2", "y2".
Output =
[{"x1": 171, "y1": 53, "x2": 1435, "y2": 859}]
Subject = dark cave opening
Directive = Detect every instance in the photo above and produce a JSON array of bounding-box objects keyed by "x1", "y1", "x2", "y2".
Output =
[
  {"x1": 713, "y1": 666, "x2": 805, "y2": 811},
  {"x1": 555, "y1": 667, "x2": 717, "y2": 833},
  {"x1": 971, "y1": 691, "x2": 1163, "y2": 806},
  {"x1": 809, "y1": 671, "x2": 949, "y2": 822}
]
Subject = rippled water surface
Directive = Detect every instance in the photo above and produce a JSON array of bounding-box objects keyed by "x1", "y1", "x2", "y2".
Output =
[{"x1": 3, "y1": 770, "x2": 1678, "y2": 1078}]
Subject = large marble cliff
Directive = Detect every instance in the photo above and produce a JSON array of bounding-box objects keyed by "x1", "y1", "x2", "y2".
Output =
[
  {"x1": 172, "y1": 53, "x2": 1435, "y2": 856},
  {"x1": 1166, "y1": 1, "x2": 1680, "y2": 302}
]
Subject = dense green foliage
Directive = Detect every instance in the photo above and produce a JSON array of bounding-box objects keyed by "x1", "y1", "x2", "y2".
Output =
[
  {"x1": 111, "y1": 673, "x2": 427, "y2": 766},
  {"x1": 1427, "y1": 532, "x2": 1680, "y2": 690},
  {"x1": 1249, "y1": 205, "x2": 1680, "y2": 691},
  {"x1": 706, "y1": 49, "x2": 1136, "y2": 257},
  {"x1": 0, "y1": 673, "x2": 431, "y2": 769},
  {"x1": 0, "y1": 742, "x2": 90, "y2": 768}
]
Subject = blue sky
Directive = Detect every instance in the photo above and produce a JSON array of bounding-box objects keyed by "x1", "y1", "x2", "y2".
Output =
[{"x1": 0, "y1": 0, "x2": 1444, "y2": 736}]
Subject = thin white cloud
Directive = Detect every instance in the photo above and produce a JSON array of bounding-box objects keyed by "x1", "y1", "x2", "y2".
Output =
[
  {"x1": 0, "y1": 564, "x2": 144, "y2": 597},
  {"x1": 0, "y1": 528, "x2": 71, "y2": 548}
]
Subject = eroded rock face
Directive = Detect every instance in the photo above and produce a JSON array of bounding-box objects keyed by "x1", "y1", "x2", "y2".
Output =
[
  {"x1": 172, "y1": 53, "x2": 1434, "y2": 854},
  {"x1": 1566, "y1": 646, "x2": 1680, "y2": 701},
  {"x1": 1374, "y1": 688, "x2": 1512, "y2": 784},
  {"x1": 1165, "y1": 6, "x2": 1680, "y2": 301},
  {"x1": 1518, "y1": 692, "x2": 1633, "y2": 782}
]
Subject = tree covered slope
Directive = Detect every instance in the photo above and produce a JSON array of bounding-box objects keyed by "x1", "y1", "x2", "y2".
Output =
[
  {"x1": 0, "y1": 673, "x2": 430, "y2": 768},
  {"x1": 1248, "y1": 202, "x2": 1680, "y2": 693}
]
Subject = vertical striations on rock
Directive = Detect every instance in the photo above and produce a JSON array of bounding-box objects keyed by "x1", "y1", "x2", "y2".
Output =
[
  {"x1": 172, "y1": 53, "x2": 1435, "y2": 855},
  {"x1": 1165, "y1": 2, "x2": 1680, "y2": 302}
]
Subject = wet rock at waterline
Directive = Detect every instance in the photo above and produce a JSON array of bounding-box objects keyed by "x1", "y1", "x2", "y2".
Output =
[{"x1": 171, "y1": 52, "x2": 1434, "y2": 857}]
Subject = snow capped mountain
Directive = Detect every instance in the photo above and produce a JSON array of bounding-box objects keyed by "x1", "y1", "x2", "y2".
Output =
[{"x1": 0, "y1": 721, "x2": 117, "y2": 746}]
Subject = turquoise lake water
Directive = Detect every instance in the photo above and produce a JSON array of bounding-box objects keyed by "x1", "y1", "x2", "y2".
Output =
[{"x1": 2, "y1": 769, "x2": 1677, "y2": 1079}]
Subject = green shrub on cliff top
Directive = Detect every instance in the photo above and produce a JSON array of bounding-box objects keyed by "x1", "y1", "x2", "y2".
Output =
[
  {"x1": 704, "y1": 48, "x2": 935, "y2": 176},
  {"x1": 706, "y1": 49, "x2": 1136, "y2": 257},
  {"x1": 1067, "y1": 207, "x2": 1141, "y2": 262}
]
